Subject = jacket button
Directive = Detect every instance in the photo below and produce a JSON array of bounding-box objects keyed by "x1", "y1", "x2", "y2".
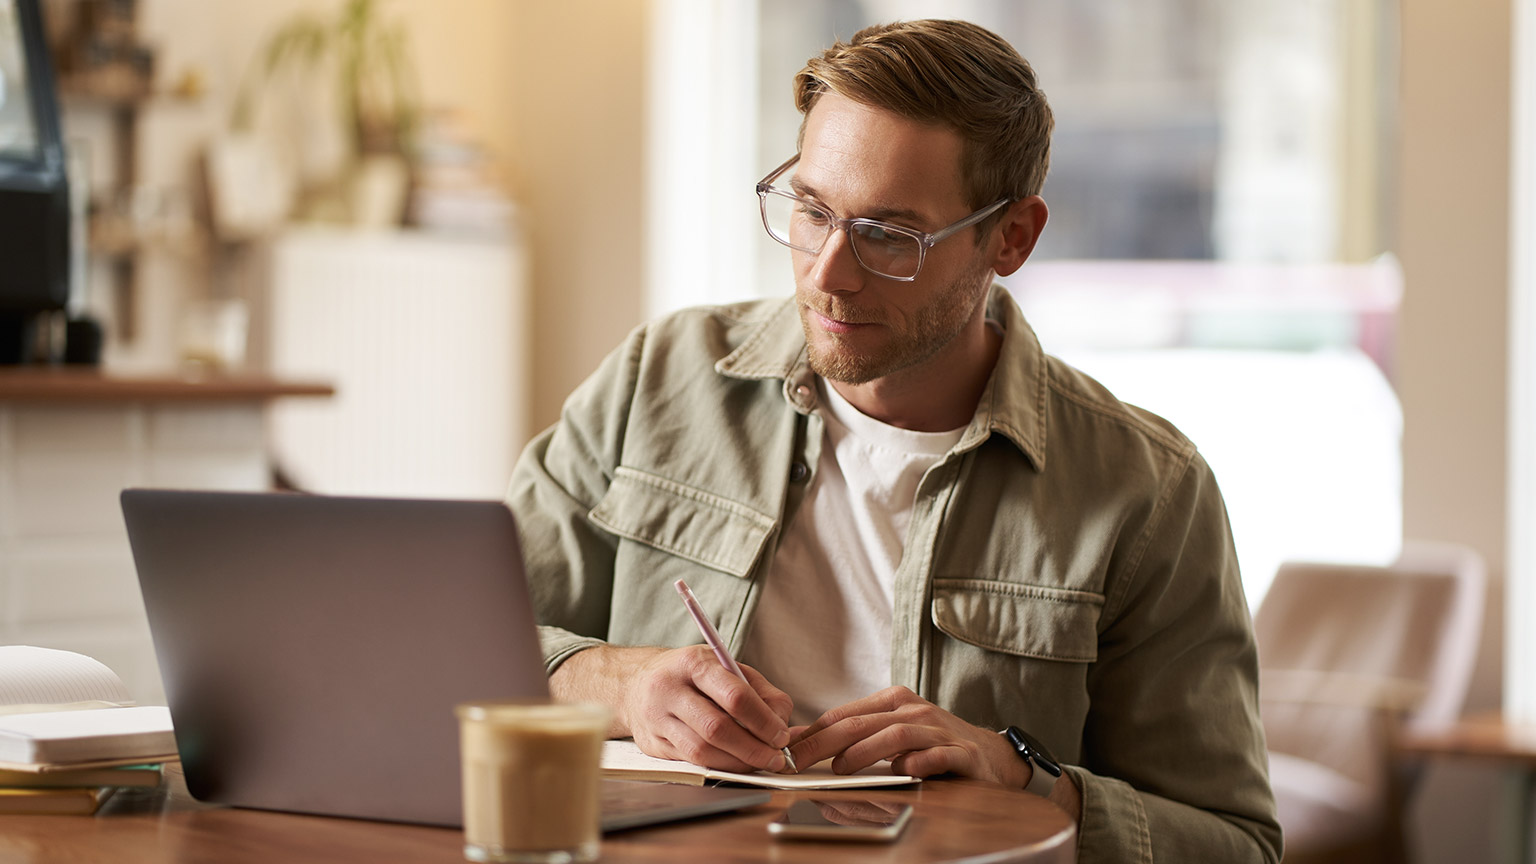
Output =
[{"x1": 789, "y1": 462, "x2": 809, "y2": 483}]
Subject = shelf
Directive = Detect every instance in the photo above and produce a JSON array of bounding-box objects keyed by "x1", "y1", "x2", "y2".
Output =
[
  {"x1": 58, "y1": 78, "x2": 200, "y2": 110},
  {"x1": 0, "y1": 367, "x2": 334, "y2": 403}
]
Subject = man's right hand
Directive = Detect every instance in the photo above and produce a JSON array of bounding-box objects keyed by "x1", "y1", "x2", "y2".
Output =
[{"x1": 549, "y1": 644, "x2": 794, "y2": 774}]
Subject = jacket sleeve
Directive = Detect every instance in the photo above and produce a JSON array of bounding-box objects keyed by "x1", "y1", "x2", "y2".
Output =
[
  {"x1": 505, "y1": 326, "x2": 647, "y2": 674},
  {"x1": 1069, "y1": 452, "x2": 1283, "y2": 864}
]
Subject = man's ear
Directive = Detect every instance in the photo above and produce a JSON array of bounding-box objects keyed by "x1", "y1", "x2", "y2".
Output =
[{"x1": 990, "y1": 196, "x2": 1049, "y2": 277}]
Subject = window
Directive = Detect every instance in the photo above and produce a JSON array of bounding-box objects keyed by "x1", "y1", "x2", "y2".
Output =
[{"x1": 647, "y1": 0, "x2": 1402, "y2": 604}]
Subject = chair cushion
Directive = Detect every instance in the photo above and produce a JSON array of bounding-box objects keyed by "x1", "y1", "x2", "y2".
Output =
[{"x1": 1268, "y1": 751, "x2": 1382, "y2": 853}]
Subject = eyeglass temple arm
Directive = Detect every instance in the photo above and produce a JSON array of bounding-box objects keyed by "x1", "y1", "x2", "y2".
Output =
[
  {"x1": 926, "y1": 198, "x2": 1012, "y2": 245},
  {"x1": 758, "y1": 154, "x2": 802, "y2": 187}
]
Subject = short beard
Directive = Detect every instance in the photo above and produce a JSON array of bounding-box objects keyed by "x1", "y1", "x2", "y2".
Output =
[{"x1": 801, "y1": 259, "x2": 993, "y2": 385}]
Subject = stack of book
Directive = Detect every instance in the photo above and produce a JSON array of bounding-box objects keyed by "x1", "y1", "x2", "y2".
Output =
[
  {"x1": 0, "y1": 764, "x2": 164, "y2": 814},
  {"x1": 0, "y1": 646, "x2": 178, "y2": 815}
]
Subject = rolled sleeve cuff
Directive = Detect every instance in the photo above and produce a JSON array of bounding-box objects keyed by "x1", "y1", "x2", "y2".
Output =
[
  {"x1": 538, "y1": 625, "x2": 608, "y2": 676},
  {"x1": 1063, "y1": 764, "x2": 1152, "y2": 864}
]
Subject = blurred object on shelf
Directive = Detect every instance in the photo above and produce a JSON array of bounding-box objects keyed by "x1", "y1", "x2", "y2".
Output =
[
  {"x1": 203, "y1": 134, "x2": 293, "y2": 241},
  {"x1": 351, "y1": 153, "x2": 408, "y2": 229},
  {"x1": 408, "y1": 109, "x2": 515, "y2": 237},
  {"x1": 89, "y1": 183, "x2": 197, "y2": 257},
  {"x1": 166, "y1": 63, "x2": 201, "y2": 100},
  {"x1": 46, "y1": 0, "x2": 153, "y2": 102},
  {"x1": 178, "y1": 296, "x2": 247, "y2": 375}
]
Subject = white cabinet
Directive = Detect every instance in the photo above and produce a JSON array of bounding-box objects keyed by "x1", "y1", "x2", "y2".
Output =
[{"x1": 268, "y1": 227, "x2": 530, "y2": 500}]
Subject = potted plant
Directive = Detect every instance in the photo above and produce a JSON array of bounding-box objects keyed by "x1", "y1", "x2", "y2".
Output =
[{"x1": 230, "y1": 0, "x2": 419, "y2": 227}]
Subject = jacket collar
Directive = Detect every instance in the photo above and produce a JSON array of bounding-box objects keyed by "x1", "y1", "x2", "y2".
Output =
[{"x1": 715, "y1": 285, "x2": 1047, "y2": 470}]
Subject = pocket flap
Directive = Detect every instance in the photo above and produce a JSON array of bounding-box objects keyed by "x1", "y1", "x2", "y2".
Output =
[
  {"x1": 932, "y1": 579, "x2": 1103, "y2": 662},
  {"x1": 590, "y1": 467, "x2": 775, "y2": 578}
]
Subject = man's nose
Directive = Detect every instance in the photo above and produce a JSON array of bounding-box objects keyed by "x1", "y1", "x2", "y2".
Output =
[{"x1": 807, "y1": 227, "x2": 865, "y2": 294}]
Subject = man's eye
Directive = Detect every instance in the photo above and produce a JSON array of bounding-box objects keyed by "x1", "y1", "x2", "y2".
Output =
[
  {"x1": 855, "y1": 223, "x2": 912, "y2": 251},
  {"x1": 796, "y1": 204, "x2": 831, "y2": 224}
]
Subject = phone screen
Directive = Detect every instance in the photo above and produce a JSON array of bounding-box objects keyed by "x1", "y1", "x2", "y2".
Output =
[{"x1": 767, "y1": 798, "x2": 914, "y2": 842}]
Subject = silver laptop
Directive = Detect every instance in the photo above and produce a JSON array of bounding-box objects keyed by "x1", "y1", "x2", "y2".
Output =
[{"x1": 121, "y1": 489, "x2": 768, "y2": 830}]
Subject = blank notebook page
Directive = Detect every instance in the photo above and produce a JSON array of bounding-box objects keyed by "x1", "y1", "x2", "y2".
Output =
[{"x1": 0, "y1": 647, "x2": 133, "y2": 715}]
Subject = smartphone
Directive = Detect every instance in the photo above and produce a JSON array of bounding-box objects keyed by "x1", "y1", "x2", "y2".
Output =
[{"x1": 767, "y1": 798, "x2": 914, "y2": 842}]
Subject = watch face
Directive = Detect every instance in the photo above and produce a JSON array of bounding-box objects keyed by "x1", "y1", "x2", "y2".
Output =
[{"x1": 1005, "y1": 726, "x2": 1062, "y2": 777}]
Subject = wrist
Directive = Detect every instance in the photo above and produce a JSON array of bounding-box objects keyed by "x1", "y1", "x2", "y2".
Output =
[{"x1": 550, "y1": 644, "x2": 665, "y2": 738}]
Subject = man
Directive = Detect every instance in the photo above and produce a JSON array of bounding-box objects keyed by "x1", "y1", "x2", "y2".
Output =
[{"x1": 508, "y1": 19, "x2": 1280, "y2": 863}]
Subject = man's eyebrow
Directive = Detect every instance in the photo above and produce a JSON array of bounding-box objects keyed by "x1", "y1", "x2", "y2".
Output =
[{"x1": 788, "y1": 177, "x2": 931, "y2": 228}]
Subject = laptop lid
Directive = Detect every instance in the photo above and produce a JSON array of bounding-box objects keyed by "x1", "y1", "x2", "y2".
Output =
[
  {"x1": 121, "y1": 489, "x2": 769, "y2": 831},
  {"x1": 122, "y1": 489, "x2": 554, "y2": 826}
]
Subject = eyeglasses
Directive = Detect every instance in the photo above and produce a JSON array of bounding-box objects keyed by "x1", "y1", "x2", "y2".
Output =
[{"x1": 755, "y1": 154, "x2": 1010, "y2": 282}]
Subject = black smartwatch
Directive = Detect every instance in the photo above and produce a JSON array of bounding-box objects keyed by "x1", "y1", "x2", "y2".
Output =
[{"x1": 1001, "y1": 726, "x2": 1062, "y2": 797}]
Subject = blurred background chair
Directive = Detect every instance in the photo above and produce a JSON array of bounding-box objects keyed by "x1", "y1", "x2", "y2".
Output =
[{"x1": 1255, "y1": 541, "x2": 1487, "y2": 864}]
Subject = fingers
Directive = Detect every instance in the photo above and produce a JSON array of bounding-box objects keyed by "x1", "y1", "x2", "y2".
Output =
[
  {"x1": 626, "y1": 646, "x2": 792, "y2": 772},
  {"x1": 788, "y1": 687, "x2": 1025, "y2": 785},
  {"x1": 822, "y1": 718, "x2": 972, "y2": 777},
  {"x1": 740, "y1": 663, "x2": 795, "y2": 726},
  {"x1": 790, "y1": 686, "x2": 924, "y2": 769},
  {"x1": 796, "y1": 686, "x2": 913, "y2": 740},
  {"x1": 636, "y1": 715, "x2": 767, "y2": 774},
  {"x1": 690, "y1": 657, "x2": 792, "y2": 749}
]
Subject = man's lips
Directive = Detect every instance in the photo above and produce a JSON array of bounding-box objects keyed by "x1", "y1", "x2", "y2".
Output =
[{"x1": 809, "y1": 307, "x2": 877, "y2": 335}]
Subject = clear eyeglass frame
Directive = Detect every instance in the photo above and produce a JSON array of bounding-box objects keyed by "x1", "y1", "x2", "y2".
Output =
[{"x1": 754, "y1": 154, "x2": 1011, "y2": 282}]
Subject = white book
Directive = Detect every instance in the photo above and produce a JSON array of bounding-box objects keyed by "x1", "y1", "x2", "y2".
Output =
[
  {"x1": 0, "y1": 647, "x2": 177, "y2": 772},
  {"x1": 601, "y1": 738, "x2": 918, "y2": 790}
]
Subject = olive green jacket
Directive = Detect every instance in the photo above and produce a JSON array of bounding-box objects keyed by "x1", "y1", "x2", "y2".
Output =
[{"x1": 507, "y1": 286, "x2": 1281, "y2": 863}]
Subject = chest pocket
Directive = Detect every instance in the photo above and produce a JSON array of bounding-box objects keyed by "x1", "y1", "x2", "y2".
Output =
[
  {"x1": 932, "y1": 578, "x2": 1103, "y2": 662},
  {"x1": 590, "y1": 466, "x2": 776, "y2": 578}
]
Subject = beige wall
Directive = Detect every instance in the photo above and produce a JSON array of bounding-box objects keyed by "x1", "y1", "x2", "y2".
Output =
[
  {"x1": 1396, "y1": 1, "x2": 1512, "y2": 861},
  {"x1": 1398, "y1": 0, "x2": 1512, "y2": 582},
  {"x1": 502, "y1": 1, "x2": 649, "y2": 431}
]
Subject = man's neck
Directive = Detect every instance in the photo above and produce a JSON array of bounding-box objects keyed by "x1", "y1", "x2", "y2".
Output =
[{"x1": 826, "y1": 318, "x2": 1002, "y2": 432}]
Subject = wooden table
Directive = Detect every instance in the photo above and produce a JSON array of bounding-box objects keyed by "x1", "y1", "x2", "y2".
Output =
[
  {"x1": 1398, "y1": 714, "x2": 1536, "y2": 864},
  {"x1": 0, "y1": 765, "x2": 1077, "y2": 863}
]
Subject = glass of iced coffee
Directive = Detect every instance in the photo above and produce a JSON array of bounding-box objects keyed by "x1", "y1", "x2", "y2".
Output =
[{"x1": 456, "y1": 701, "x2": 610, "y2": 863}]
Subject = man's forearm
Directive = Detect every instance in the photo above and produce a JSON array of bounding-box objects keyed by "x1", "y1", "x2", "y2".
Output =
[{"x1": 548, "y1": 644, "x2": 667, "y2": 738}]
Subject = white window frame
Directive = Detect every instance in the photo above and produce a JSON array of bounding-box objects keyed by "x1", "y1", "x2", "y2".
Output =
[
  {"x1": 644, "y1": 0, "x2": 762, "y2": 320},
  {"x1": 1508, "y1": 0, "x2": 1536, "y2": 723}
]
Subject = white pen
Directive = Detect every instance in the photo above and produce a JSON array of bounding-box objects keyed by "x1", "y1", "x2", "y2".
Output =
[{"x1": 673, "y1": 578, "x2": 798, "y2": 773}]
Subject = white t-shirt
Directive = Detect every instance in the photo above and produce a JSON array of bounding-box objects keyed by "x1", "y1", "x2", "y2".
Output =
[{"x1": 739, "y1": 378, "x2": 964, "y2": 725}]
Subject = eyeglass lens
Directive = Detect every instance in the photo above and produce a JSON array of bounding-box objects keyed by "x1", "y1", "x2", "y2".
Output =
[{"x1": 761, "y1": 192, "x2": 923, "y2": 280}]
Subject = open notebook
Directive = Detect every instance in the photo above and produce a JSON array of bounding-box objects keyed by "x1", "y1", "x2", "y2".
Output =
[
  {"x1": 0, "y1": 646, "x2": 176, "y2": 771},
  {"x1": 602, "y1": 739, "x2": 918, "y2": 789}
]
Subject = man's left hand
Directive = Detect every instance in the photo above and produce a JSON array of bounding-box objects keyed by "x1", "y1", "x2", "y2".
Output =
[{"x1": 787, "y1": 686, "x2": 1031, "y2": 787}]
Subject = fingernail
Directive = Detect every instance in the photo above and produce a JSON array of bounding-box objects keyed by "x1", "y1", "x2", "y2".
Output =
[
  {"x1": 772, "y1": 730, "x2": 791, "y2": 748},
  {"x1": 769, "y1": 754, "x2": 786, "y2": 772}
]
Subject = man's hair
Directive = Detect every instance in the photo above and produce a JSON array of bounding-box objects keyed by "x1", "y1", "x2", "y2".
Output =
[{"x1": 794, "y1": 19, "x2": 1054, "y2": 211}]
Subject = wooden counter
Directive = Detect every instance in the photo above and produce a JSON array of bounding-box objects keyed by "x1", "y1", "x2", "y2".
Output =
[{"x1": 0, "y1": 367, "x2": 334, "y2": 402}]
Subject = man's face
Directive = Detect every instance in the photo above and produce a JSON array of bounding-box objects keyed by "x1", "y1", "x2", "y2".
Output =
[{"x1": 790, "y1": 93, "x2": 997, "y2": 385}]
